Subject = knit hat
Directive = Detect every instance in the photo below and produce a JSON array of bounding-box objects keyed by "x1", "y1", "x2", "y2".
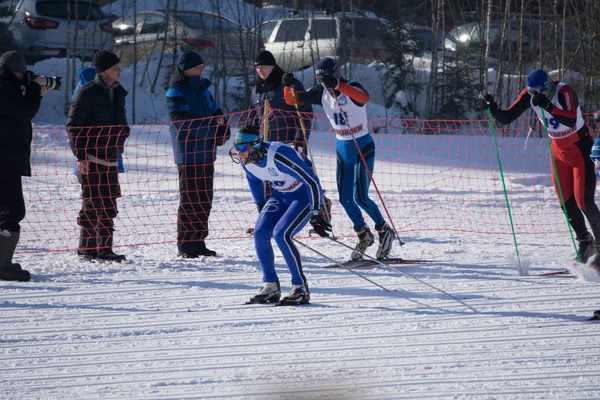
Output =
[
  {"x1": 177, "y1": 50, "x2": 204, "y2": 71},
  {"x1": 254, "y1": 50, "x2": 276, "y2": 66},
  {"x1": 0, "y1": 51, "x2": 27, "y2": 74},
  {"x1": 93, "y1": 50, "x2": 120, "y2": 73}
]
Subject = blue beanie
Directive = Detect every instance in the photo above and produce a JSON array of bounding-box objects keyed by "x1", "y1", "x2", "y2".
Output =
[
  {"x1": 315, "y1": 57, "x2": 339, "y2": 78},
  {"x1": 177, "y1": 50, "x2": 204, "y2": 71}
]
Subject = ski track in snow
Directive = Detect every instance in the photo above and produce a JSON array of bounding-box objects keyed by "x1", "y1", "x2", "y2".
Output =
[{"x1": 2, "y1": 233, "x2": 600, "y2": 399}]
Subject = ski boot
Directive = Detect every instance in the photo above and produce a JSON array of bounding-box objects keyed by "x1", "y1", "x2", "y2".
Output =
[
  {"x1": 351, "y1": 224, "x2": 375, "y2": 260},
  {"x1": 247, "y1": 281, "x2": 281, "y2": 304}
]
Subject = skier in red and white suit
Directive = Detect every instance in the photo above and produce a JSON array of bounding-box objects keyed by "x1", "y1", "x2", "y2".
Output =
[{"x1": 483, "y1": 69, "x2": 600, "y2": 267}]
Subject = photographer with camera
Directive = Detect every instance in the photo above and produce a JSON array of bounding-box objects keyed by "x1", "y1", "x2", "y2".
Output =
[
  {"x1": 0, "y1": 50, "x2": 48, "y2": 281},
  {"x1": 67, "y1": 50, "x2": 130, "y2": 262}
]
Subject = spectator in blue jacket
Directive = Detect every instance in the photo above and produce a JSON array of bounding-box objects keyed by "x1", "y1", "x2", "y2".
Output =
[{"x1": 166, "y1": 50, "x2": 230, "y2": 258}]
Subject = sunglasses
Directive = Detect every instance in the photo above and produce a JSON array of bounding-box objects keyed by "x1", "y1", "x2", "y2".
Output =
[
  {"x1": 527, "y1": 86, "x2": 546, "y2": 95},
  {"x1": 234, "y1": 143, "x2": 250, "y2": 152}
]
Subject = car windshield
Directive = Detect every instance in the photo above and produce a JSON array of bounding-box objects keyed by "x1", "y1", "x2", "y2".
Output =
[
  {"x1": 36, "y1": 1, "x2": 106, "y2": 21},
  {"x1": 176, "y1": 13, "x2": 240, "y2": 32}
]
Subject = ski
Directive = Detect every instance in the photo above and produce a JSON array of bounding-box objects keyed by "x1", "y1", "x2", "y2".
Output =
[
  {"x1": 322, "y1": 257, "x2": 436, "y2": 269},
  {"x1": 535, "y1": 270, "x2": 571, "y2": 276},
  {"x1": 272, "y1": 301, "x2": 311, "y2": 307}
]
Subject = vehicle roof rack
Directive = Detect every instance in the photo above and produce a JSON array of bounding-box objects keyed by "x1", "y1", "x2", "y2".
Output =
[{"x1": 288, "y1": 9, "x2": 331, "y2": 17}]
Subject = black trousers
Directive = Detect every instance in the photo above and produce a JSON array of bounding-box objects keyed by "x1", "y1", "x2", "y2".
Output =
[
  {"x1": 78, "y1": 162, "x2": 120, "y2": 250},
  {"x1": 0, "y1": 175, "x2": 25, "y2": 232},
  {"x1": 177, "y1": 164, "x2": 214, "y2": 251}
]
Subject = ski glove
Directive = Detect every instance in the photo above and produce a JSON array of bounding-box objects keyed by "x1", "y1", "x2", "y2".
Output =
[
  {"x1": 481, "y1": 93, "x2": 497, "y2": 111},
  {"x1": 282, "y1": 73, "x2": 295, "y2": 87},
  {"x1": 310, "y1": 211, "x2": 332, "y2": 237},
  {"x1": 320, "y1": 74, "x2": 339, "y2": 89},
  {"x1": 532, "y1": 93, "x2": 554, "y2": 112}
]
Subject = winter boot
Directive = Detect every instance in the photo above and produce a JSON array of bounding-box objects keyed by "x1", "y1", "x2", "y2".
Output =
[
  {"x1": 279, "y1": 284, "x2": 310, "y2": 305},
  {"x1": 375, "y1": 222, "x2": 395, "y2": 260},
  {"x1": 196, "y1": 241, "x2": 217, "y2": 257},
  {"x1": 0, "y1": 231, "x2": 30, "y2": 282},
  {"x1": 575, "y1": 232, "x2": 595, "y2": 264},
  {"x1": 97, "y1": 230, "x2": 126, "y2": 263},
  {"x1": 177, "y1": 241, "x2": 198, "y2": 258},
  {"x1": 351, "y1": 224, "x2": 375, "y2": 260},
  {"x1": 247, "y1": 281, "x2": 281, "y2": 304},
  {"x1": 77, "y1": 227, "x2": 97, "y2": 261}
]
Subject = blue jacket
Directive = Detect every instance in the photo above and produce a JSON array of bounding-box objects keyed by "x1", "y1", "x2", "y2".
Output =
[{"x1": 166, "y1": 68, "x2": 225, "y2": 165}]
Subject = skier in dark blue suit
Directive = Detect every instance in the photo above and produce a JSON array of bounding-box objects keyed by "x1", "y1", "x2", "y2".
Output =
[{"x1": 231, "y1": 125, "x2": 331, "y2": 305}]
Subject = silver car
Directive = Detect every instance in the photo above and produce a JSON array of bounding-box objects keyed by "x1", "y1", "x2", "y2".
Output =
[
  {"x1": 0, "y1": 0, "x2": 114, "y2": 62},
  {"x1": 112, "y1": 10, "x2": 261, "y2": 75},
  {"x1": 256, "y1": 11, "x2": 390, "y2": 72}
]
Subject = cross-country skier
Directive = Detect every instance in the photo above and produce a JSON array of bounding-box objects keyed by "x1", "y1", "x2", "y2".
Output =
[
  {"x1": 231, "y1": 125, "x2": 331, "y2": 305},
  {"x1": 483, "y1": 69, "x2": 600, "y2": 268},
  {"x1": 281, "y1": 57, "x2": 395, "y2": 260}
]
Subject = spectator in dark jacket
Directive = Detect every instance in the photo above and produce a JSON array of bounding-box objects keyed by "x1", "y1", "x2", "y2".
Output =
[
  {"x1": 0, "y1": 50, "x2": 47, "y2": 281},
  {"x1": 67, "y1": 50, "x2": 130, "y2": 263},
  {"x1": 166, "y1": 50, "x2": 230, "y2": 258},
  {"x1": 248, "y1": 50, "x2": 312, "y2": 152}
]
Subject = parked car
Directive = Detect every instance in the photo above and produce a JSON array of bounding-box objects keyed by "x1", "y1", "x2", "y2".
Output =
[
  {"x1": 449, "y1": 21, "x2": 532, "y2": 60},
  {"x1": 0, "y1": 0, "x2": 114, "y2": 62},
  {"x1": 255, "y1": 11, "x2": 390, "y2": 71},
  {"x1": 112, "y1": 10, "x2": 261, "y2": 75}
]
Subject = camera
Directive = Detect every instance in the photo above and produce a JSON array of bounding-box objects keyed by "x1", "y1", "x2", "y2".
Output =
[
  {"x1": 34, "y1": 75, "x2": 62, "y2": 91},
  {"x1": 25, "y1": 71, "x2": 62, "y2": 91}
]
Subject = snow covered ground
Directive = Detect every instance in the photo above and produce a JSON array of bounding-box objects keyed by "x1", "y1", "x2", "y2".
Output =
[
  {"x1": 2, "y1": 229, "x2": 600, "y2": 399},
  {"x1": 3, "y1": 127, "x2": 600, "y2": 398}
]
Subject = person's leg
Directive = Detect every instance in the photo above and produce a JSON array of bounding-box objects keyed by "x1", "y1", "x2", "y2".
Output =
[
  {"x1": 272, "y1": 195, "x2": 311, "y2": 287},
  {"x1": 96, "y1": 165, "x2": 124, "y2": 262},
  {"x1": 351, "y1": 137, "x2": 385, "y2": 227},
  {"x1": 77, "y1": 162, "x2": 101, "y2": 257},
  {"x1": 253, "y1": 196, "x2": 286, "y2": 283},
  {"x1": 552, "y1": 142, "x2": 593, "y2": 262},
  {"x1": 0, "y1": 175, "x2": 29, "y2": 281},
  {"x1": 194, "y1": 164, "x2": 216, "y2": 256},
  {"x1": 177, "y1": 164, "x2": 198, "y2": 257},
  {"x1": 336, "y1": 140, "x2": 365, "y2": 228}
]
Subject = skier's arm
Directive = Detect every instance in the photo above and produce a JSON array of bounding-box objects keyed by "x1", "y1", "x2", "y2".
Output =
[
  {"x1": 339, "y1": 81, "x2": 370, "y2": 106},
  {"x1": 283, "y1": 85, "x2": 324, "y2": 107},
  {"x1": 491, "y1": 88, "x2": 531, "y2": 125},
  {"x1": 273, "y1": 146, "x2": 323, "y2": 212}
]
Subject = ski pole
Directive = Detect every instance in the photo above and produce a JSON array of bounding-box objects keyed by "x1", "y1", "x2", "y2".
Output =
[
  {"x1": 484, "y1": 106, "x2": 523, "y2": 275},
  {"x1": 329, "y1": 88, "x2": 404, "y2": 247},
  {"x1": 326, "y1": 237, "x2": 478, "y2": 313},
  {"x1": 293, "y1": 238, "x2": 394, "y2": 292},
  {"x1": 540, "y1": 108, "x2": 579, "y2": 261}
]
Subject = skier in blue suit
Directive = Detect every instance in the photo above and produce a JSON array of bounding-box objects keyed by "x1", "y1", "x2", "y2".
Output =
[{"x1": 231, "y1": 125, "x2": 331, "y2": 305}]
